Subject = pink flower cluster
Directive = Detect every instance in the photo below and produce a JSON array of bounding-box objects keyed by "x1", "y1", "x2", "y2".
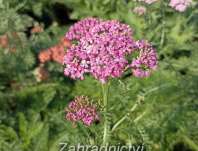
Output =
[
  {"x1": 138, "y1": 0, "x2": 158, "y2": 4},
  {"x1": 66, "y1": 18, "x2": 100, "y2": 41},
  {"x1": 131, "y1": 40, "x2": 157, "y2": 77},
  {"x1": 169, "y1": 0, "x2": 192, "y2": 12},
  {"x1": 65, "y1": 96, "x2": 99, "y2": 126},
  {"x1": 63, "y1": 18, "x2": 157, "y2": 82}
]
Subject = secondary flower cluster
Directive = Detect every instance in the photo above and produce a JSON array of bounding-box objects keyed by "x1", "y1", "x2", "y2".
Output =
[
  {"x1": 169, "y1": 0, "x2": 192, "y2": 12},
  {"x1": 65, "y1": 96, "x2": 99, "y2": 126},
  {"x1": 63, "y1": 18, "x2": 157, "y2": 83},
  {"x1": 131, "y1": 40, "x2": 157, "y2": 77},
  {"x1": 38, "y1": 37, "x2": 71, "y2": 64}
]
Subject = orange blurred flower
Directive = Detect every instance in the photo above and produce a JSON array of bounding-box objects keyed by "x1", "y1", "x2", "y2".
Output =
[
  {"x1": 31, "y1": 25, "x2": 44, "y2": 34},
  {"x1": 50, "y1": 45, "x2": 66, "y2": 64},
  {"x1": 38, "y1": 36, "x2": 71, "y2": 64},
  {"x1": 0, "y1": 34, "x2": 9, "y2": 48},
  {"x1": 60, "y1": 37, "x2": 72, "y2": 48},
  {"x1": 38, "y1": 50, "x2": 52, "y2": 63}
]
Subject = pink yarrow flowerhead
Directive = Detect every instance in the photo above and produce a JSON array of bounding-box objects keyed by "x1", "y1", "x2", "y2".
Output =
[
  {"x1": 64, "y1": 18, "x2": 158, "y2": 83},
  {"x1": 64, "y1": 18, "x2": 136, "y2": 83},
  {"x1": 169, "y1": 0, "x2": 192, "y2": 12},
  {"x1": 65, "y1": 96, "x2": 99, "y2": 126},
  {"x1": 131, "y1": 40, "x2": 157, "y2": 78}
]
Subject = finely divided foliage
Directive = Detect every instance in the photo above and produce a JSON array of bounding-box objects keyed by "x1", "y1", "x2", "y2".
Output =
[{"x1": 0, "y1": 0, "x2": 197, "y2": 150}]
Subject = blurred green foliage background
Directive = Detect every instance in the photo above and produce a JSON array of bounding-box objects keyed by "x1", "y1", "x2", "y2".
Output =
[{"x1": 0, "y1": 0, "x2": 197, "y2": 151}]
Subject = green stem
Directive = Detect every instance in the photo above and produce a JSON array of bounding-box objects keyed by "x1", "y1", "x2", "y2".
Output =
[
  {"x1": 102, "y1": 83, "x2": 110, "y2": 146},
  {"x1": 111, "y1": 103, "x2": 138, "y2": 132},
  {"x1": 160, "y1": 0, "x2": 166, "y2": 47},
  {"x1": 181, "y1": 135, "x2": 198, "y2": 151},
  {"x1": 111, "y1": 84, "x2": 169, "y2": 132}
]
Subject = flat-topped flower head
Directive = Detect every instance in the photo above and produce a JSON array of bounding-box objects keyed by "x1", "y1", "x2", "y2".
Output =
[
  {"x1": 64, "y1": 18, "x2": 136, "y2": 83},
  {"x1": 64, "y1": 18, "x2": 158, "y2": 83},
  {"x1": 131, "y1": 40, "x2": 157, "y2": 78},
  {"x1": 65, "y1": 96, "x2": 99, "y2": 126}
]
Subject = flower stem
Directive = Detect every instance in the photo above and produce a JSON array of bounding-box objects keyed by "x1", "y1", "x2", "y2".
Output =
[
  {"x1": 102, "y1": 83, "x2": 110, "y2": 146},
  {"x1": 160, "y1": 1, "x2": 166, "y2": 47},
  {"x1": 111, "y1": 103, "x2": 138, "y2": 132}
]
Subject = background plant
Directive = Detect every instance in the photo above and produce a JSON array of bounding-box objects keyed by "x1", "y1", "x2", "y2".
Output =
[{"x1": 0, "y1": 0, "x2": 197, "y2": 151}]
